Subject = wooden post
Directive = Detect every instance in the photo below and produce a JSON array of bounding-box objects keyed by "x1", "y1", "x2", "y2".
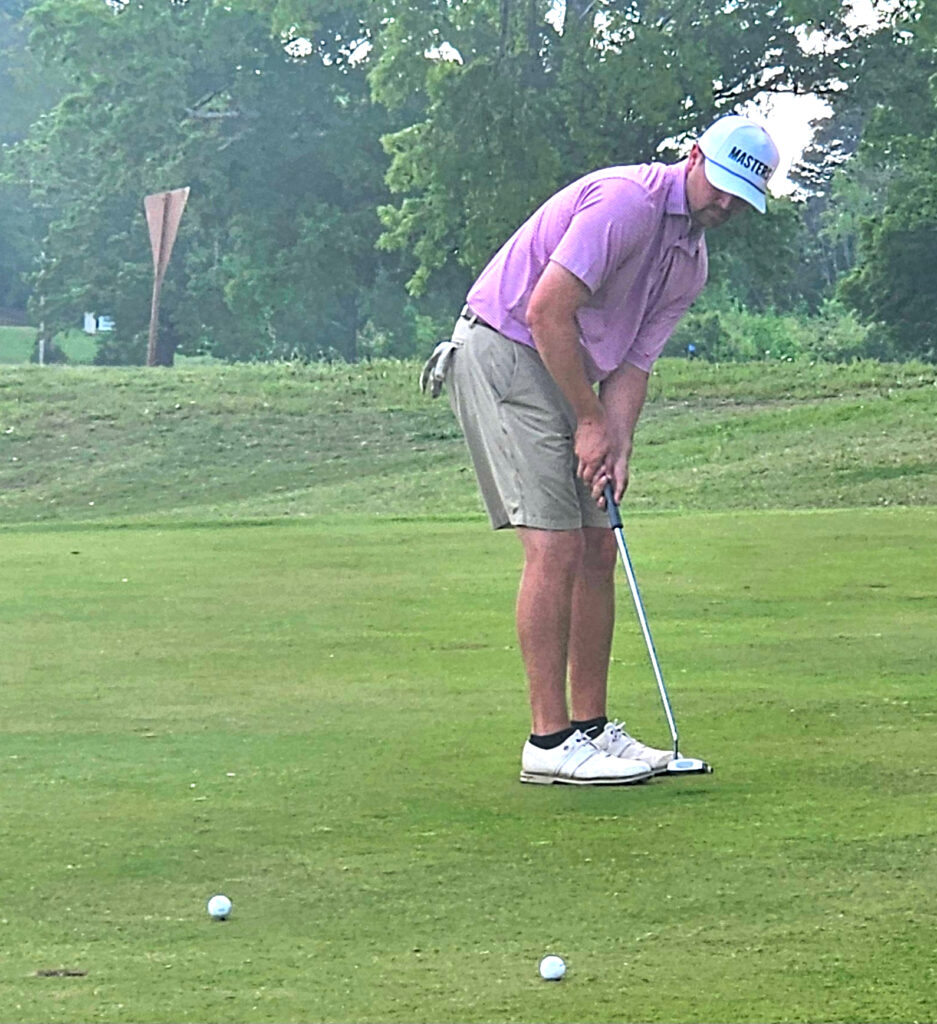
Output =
[{"x1": 144, "y1": 187, "x2": 190, "y2": 366}]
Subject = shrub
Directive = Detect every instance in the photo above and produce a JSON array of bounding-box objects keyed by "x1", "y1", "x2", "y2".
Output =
[{"x1": 666, "y1": 303, "x2": 884, "y2": 363}]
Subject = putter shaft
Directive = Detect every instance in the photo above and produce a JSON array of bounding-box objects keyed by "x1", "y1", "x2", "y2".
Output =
[{"x1": 604, "y1": 483, "x2": 680, "y2": 760}]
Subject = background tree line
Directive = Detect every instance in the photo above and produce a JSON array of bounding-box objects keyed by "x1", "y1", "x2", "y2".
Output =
[{"x1": 0, "y1": 0, "x2": 933, "y2": 365}]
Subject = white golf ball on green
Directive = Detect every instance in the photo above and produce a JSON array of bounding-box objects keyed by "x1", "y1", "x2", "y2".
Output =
[
  {"x1": 207, "y1": 894, "x2": 232, "y2": 920},
  {"x1": 539, "y1": 954, "x2": 566, "y2": 980}
]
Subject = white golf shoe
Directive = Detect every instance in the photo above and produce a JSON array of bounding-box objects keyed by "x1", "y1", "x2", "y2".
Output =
[
  {"x1": 520, "y1": 729, "x2": 652, "y2": 786},
  {"x1": 592, "y1": 720, "x2": 674, "y2": 774}
]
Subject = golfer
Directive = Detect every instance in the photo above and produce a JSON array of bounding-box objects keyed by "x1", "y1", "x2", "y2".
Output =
[{"x1": 422, "y1": 115, "x2": 780, "y2": 785}]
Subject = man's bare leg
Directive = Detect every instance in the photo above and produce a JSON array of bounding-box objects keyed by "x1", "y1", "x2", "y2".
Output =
[
  {"x1": 568, "y1": 527, "x2": 618, "y2": 722},
  {"x1": 516, "y1": 526, "x2": 585, "y2": 735}
]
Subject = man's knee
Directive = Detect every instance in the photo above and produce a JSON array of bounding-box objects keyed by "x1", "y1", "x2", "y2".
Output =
[
  {"x1": 581, "y1": 527, "x2": 618, "y2": 579},
  {"x1": 519, "y1": 527, "x2": 586, "y2": 576}
]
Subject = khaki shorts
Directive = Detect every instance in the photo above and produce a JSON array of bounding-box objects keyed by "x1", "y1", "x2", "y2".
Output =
[{"x1": 446, "y1": 317, "x2": 608, "y2": 531}]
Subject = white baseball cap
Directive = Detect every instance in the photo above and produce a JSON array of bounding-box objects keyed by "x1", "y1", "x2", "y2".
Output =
[{"x1": 697, "y1": 115, "x2": 780, "y2": 214}]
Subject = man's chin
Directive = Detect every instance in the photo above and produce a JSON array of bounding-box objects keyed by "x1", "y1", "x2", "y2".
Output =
[{"x1": 701, "y1": 209, "x2": 730, "y2": 228}]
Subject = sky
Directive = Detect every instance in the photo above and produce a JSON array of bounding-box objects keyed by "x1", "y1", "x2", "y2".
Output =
[
  {"x1": 752, "y1": 93, "x2": 832, "y2": 195},
  {"x1": 746, "y1": 0, "x2": 893, "y2": 194}
]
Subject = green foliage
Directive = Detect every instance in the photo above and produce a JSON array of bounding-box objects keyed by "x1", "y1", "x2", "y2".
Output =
[
  {"x1": 0, "y1": 0, "x2": 65, "y2": 145},
  {"x1": 839, "y1": 140, "x2": 937, "y2": 361},
  {"x1": 0, "y1": 184, "x2": 39, "y2": 308},
  {"x1": 0, "y1": 0, "x2": 927, "y2": 363},
  {"x1": 832, "y1": 1, "x2": 937, "y2": 360},
  {"x1": 666, "y1": 301, "x2": 888, "y2": 363},
  {"x1": 813, "y1": 161, "x2": 892, "y2": 289},
  {"x1": 4, "y1": 0, "x2": 420, "y2": 364},
  {"x1": 705, "y1": 197, "x2": 829, "y2": 314},
  {"x1": 0, "y1": 0, "x2": 65, "y2": 311},
  {"x1": 377, "y1": 52, "x2": 562, "y2": 295},
  {"x1": 370, "y1": 0, "x2": 876, "y2": 294}
]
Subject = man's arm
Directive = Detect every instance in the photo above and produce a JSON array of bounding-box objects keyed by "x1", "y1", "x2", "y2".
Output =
[
  {"x1": 597, "y1": 361, "x2": 649, "y2": 505},
  {"x1": 526, "y1": 260, "x2": 613, "y2": 490}
]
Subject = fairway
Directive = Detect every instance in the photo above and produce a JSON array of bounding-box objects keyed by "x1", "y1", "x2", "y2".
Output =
[
  {"x1": 0, "y1": 327, "x2": 99, "y2": 366},
  {"x1": 2, "y1": 509, "x2": 936, "y2": 1023}
]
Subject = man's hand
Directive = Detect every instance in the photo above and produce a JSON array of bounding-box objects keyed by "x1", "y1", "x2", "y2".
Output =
[
  {"x1": 575, "y1": 414, "x2": 613, "y2": 492},
  {"x1": 593, "y1": 450, "x2": 630, "y2": 507}
]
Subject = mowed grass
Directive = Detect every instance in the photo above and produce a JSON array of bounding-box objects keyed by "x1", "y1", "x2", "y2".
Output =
[
  {"x1": 0, "y1": 325, "x2": 36, "y2": 363},
  {"x1": 2, "y1": 358, "x2": 937, "y2": 1021},
  {"x1": 1, "y1": 358, "x2": 937, "y2": 528},
  {"x1": 0, "y1": 325, "x2": 99, "y2": 365},
  {"x1": 2, "y1": 509, "x2": 936, "y2": 1023}
]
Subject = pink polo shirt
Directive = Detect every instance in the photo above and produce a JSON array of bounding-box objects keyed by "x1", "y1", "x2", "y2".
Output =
[{"x1": 466, "y1": 160, "x2": 707, "y2": 382}]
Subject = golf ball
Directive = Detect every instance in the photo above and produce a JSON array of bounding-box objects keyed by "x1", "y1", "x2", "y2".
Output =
[
  {"x1": 538, "y1": 954, "x2": 566, "y2": 981},
  {"x1": 207, "y1": 894, "x2": 232, "y2": 920}
]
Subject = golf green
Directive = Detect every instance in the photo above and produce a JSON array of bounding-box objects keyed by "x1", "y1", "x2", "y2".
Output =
[{"x1": 2, "y1": 507, "x2": 935, "y2": 1022}]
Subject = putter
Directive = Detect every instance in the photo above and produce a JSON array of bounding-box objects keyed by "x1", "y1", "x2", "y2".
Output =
[{"x1": 604, "y1": 483, "x2": 712, "y2": 775}]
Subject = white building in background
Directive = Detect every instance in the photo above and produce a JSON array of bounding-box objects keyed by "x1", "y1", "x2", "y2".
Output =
[{"x1": 82, "y1": 313, "x2": 114, "y2": 333}]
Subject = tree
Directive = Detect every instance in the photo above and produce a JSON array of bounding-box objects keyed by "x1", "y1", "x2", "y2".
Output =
[
  {"x1": 5, "y1": 0, "x2": 408, "y2": 363},
  {"x1": 839, "y1": 147, "x2": 937, "y2": 361},
  {"x1": 835, "y1": 0, "x2": 937, "y2": 360},
  {"x1": 7, "y1": 0, "x2": 260, "y2": 361},
  {"x1": 368, "y1": 0, "x2": 896, "y2": 296},
  {"x1": 703, "y1": 196, "x2": 829, "y2": 314},
  {"x1": 0, "y1": 0, "x2": 65, "y2": 314},
  {"x1": 3, "y1": 0, "x2": 917, "y2": 363}
]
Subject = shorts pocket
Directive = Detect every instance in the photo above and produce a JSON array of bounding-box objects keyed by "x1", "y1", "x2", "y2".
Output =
[{"x1": 484, "y1": 332, "x2": 521, "y2": 403}]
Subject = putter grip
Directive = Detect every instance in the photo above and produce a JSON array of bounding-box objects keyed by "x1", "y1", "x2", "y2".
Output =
[{"x1": 603, "y1": 482, "x2": 623, "y2": 529}]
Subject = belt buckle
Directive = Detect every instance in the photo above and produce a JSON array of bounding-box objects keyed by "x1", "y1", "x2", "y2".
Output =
[{"x1": 461, "y1": 304, "x2": 480, "y2": 327}]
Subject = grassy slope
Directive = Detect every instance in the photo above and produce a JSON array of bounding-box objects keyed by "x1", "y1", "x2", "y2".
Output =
[{"x1": 1, "y1": 357, "x2": 937, "y2": 528}]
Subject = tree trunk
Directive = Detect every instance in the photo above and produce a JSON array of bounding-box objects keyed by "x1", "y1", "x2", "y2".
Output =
[{"x1": 152, "y1": 333, "x2": 176, "y2": 367}]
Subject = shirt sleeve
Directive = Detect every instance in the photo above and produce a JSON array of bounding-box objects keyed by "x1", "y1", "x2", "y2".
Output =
[
  {"x1": 549, "y1": 178, "x2": 657, "y2": 295},
  {"x1": 626, "y1": 248, "x2": 709, "y2": 372}
]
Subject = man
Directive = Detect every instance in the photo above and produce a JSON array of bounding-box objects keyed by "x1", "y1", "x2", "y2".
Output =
[{"x1": 421, "y1": 114, "x2": 779, "y2": 785}]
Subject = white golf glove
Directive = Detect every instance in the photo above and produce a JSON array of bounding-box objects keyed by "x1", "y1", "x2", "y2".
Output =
[{"x1": 419, "y1": 340, "x2": 459, "y2": 398}]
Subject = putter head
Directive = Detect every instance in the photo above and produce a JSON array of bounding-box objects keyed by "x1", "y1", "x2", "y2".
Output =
[{"x1": 664, "y1": 757, "x2": 713, "y2": 775}]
